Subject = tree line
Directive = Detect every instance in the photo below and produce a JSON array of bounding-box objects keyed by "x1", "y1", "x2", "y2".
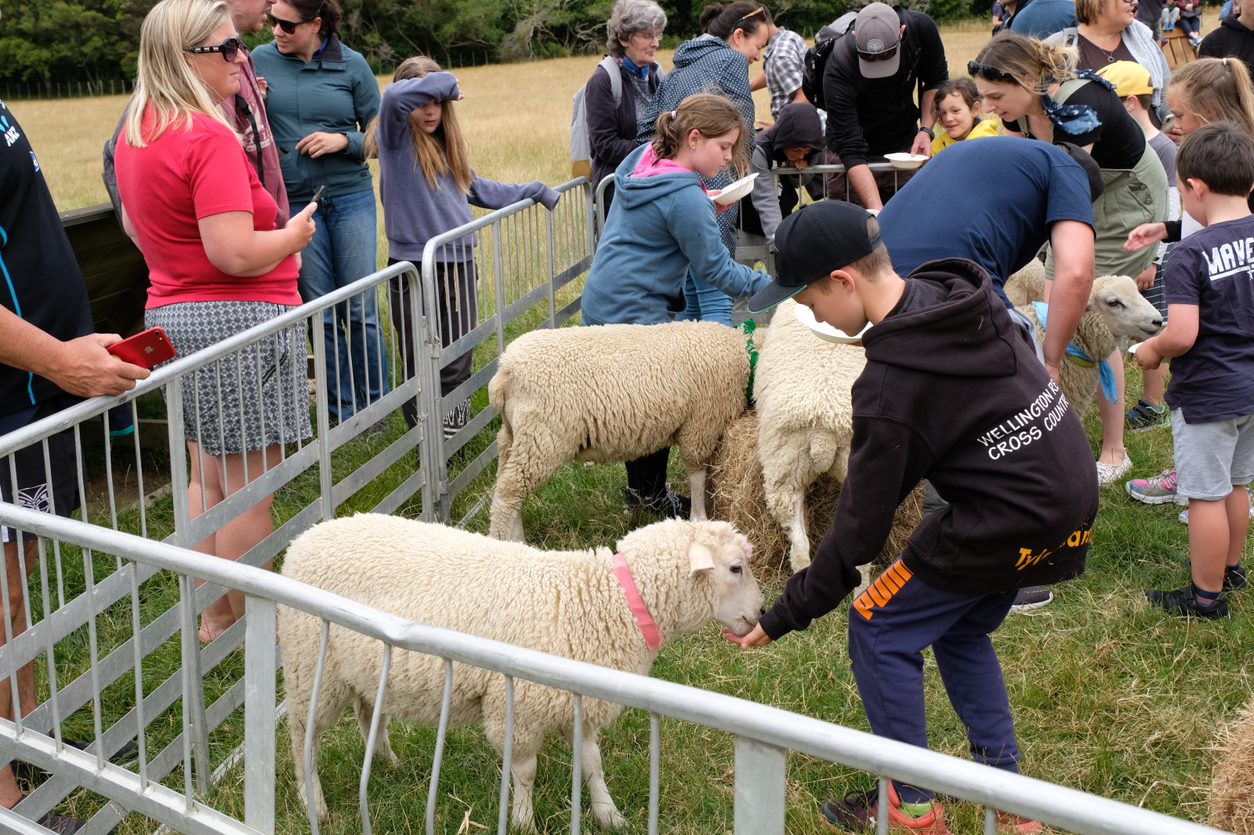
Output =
[{"x1": 0, "y1": 0, "x2": 989, "y2": 87}]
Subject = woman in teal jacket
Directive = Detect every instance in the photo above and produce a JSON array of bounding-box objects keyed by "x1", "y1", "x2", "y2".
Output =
[
  {"x1": 582, "y1": 93, "x2": 770, "y2": 516},
  {"x1": 253, "y1": 0, "x2": 386, "y2": 424}
]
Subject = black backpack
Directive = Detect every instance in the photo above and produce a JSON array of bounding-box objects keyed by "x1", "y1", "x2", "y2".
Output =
[{"x1": 801, "y1": 35, "x2": 837, "y2": 111}]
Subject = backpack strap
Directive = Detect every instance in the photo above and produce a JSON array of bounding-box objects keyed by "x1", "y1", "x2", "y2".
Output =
[{"x1": 600, "y1": 56, "x2": 622, "y2": 107}]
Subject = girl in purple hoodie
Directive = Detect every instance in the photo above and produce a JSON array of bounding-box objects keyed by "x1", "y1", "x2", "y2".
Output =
[{"x1": 369, "y1": 56, "x2": 560, "y2": 440}]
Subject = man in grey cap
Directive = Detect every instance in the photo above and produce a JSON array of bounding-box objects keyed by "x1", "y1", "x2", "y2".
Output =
[{"x1": 821, "y1": 2, "x2": 948, "y2": 211}]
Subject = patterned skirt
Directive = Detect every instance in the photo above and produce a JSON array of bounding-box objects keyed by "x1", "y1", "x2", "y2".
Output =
[{"x1": 146, "y1": 301, "x2": 312, "y2": 457}]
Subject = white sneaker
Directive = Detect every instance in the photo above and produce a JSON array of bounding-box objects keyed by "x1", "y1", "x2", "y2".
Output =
[
  {"x1": 1179, "y1": 492, "x2": 1254, "y2": 524},
  {"x1": 1095, "y1": 449, "x2": 1132, "y2": 486}
]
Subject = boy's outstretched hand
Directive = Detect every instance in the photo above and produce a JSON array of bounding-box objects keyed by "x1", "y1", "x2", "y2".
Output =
[{"x1": 724, "y1": 623, "x2": 772, "y2": 649}]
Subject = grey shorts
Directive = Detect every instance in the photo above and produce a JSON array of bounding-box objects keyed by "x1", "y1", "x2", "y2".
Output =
[{"x1": 1172, "y1": 409, "x2": 1254, "y2": 501}]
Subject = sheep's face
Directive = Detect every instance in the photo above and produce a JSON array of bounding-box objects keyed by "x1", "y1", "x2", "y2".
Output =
[
  {"x1": 689, "y1": 522, "x2": 764, "y2": 636},
  {"x1": 1090, "y1": 275, "x2": 1163, "y2": 340}
]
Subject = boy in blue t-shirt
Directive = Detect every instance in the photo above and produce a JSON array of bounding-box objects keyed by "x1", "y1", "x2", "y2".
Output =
[{"x1": 1134, "y1": 122, "x2": 1254, "y2": 618}]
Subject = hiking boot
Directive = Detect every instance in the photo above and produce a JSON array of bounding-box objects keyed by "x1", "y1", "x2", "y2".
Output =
[
  {"x1": 820, "y1": 784, "x2": 950, "y2": 834},
  {"x1": 1125, "y1": 470, "x2": 1181, "y2": 505},
  {"x1": 624, "y1": 487, "x2": 691, "y2": 519},
  {"x1": 1225, "y1": 564, "x2": 1247, "y2": 593},
  {"x1": 1146, "y1": 586, "x2": 1229, "y2": 620},
  {"x1": 1125, "y1": 399, "x2": 1169, "y2": 431},
  {"x1": 1095, "y1": 449, "x2": 1132, "y2": 486},
  {"x1": 1010, "y1": 586, "x2": 1053, "y2": 612},
  {"x1": 996, "y1": 811, "x2": 1044, "y2": 834}
]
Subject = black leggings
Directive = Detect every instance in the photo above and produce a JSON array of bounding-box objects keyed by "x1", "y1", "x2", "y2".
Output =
[{"x1": 387, "y1": 257, "x2": 477, "y2": 428}]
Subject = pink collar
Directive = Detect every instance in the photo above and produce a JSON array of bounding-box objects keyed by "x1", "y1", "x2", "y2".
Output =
[{"x1": 611, "y1": 552, "x2": 664, "y2": 651}]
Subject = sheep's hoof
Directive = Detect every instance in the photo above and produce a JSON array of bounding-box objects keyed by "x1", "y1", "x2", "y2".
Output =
[{"x1": 594, "y1": 806, "x2": 628, "y2": 829}]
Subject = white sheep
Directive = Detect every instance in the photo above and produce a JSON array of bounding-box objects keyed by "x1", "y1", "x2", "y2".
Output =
[
  {"x1": 1006, "y1": 268, "x2": 1164, "y2": 415},
  {"x1": 279, "y1": 515, "x2": 763, "y2": 830},
  {"x1": 488, "y1": 322, "x2": 752, "y2": 541},
  {"x1": 752, "y1": 299, "x2": 867, "y2": 574}
]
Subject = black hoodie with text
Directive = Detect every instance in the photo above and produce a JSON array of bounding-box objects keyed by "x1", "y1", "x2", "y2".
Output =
[{"x1": 760, "y1": 259, "x2": 1099, "y2": 640}]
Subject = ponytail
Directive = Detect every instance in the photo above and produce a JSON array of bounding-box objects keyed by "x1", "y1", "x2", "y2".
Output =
[
  {"x1": 972, "y1": 32, "x2": 1076, "y2": 95},
  {"x1": 651, "y1": 93, "x2": 750, "y2": 176}
]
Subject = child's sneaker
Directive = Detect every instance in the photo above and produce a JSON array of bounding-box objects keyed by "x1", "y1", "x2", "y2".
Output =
[
  {"x1": 1225, "y1": 564, "x2": 1247, "y2": 593},
  {"x1": 1145, "y1": 586, "x2": 1229, "y2": 619},
  {"x1": 1125, "y1": 470, "x2": 1181, "y2": 505},
  {"x1": 1095, "y1": 448, "x2": 1132, "y2": 486},
  {"x1": 1010, "y1": 586, "x2": 1053, "y2": 612},
  {"x1": 996, "y1": 811, "x2": 1044, "y2": 834},
  {"x1": 623, "y1": 486, "x2": 691, "y2": 519},
  {"x1": 820, "y1": 784, "x2": 950, "y2": 834},
  {"x1": 1178, "y1": 490, "x2": 1254, "y2": 524},
  {"x1": 1125, "y1": 399, "x2": 1169, "y2": 431}
]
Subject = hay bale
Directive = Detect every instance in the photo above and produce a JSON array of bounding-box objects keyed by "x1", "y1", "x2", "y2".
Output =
[
  {"x1": 708, "y1": 412, "x2": 923, "y2": 581},
  {"x1": 1209, "y1": 696, "x2": 1254, "y2": 833}
]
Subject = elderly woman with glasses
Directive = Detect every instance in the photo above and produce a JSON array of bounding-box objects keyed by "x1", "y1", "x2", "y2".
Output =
[
  {"x1": 635, "y1": 1, "x2": 773, "y2": 325},
  {"x1": 971, "y1": 33, "x2": 1168, "y2": 486},
  {"x1": 586, "y1": 0, "x2": 668, "y2": 210},
  {"x1": 1044, "y1": 0, "x2": 1171, "y2": 120},
  {"x1": 115, "y1": 0, "x2": 317, "y2": 643},
  {"x1": 253, "y1": 0, "x2": 389, "y2": 426}
]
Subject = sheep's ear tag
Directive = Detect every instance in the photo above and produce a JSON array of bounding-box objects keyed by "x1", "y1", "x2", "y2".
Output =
[{"x1": 688, "y1": 543, "x2": 715, "y2": 575}]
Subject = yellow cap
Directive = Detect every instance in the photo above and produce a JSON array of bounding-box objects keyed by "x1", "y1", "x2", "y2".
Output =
[{"x1": 1097, "y1": 61, "x2": 1155, "y2": 98}]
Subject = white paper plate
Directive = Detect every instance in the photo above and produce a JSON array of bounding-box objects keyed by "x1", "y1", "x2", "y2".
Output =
[
  {"x1": 794, "y1": 303, "x2": 870, "y2": 344},
  {"x1": 708, "y1": 173, "x2": 758, "y2": 206},
  {"x1": 884, "y1": 152, "x2": 928, "y2": 171}
]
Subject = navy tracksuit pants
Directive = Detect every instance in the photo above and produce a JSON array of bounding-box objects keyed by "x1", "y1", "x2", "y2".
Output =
[{"x1": 848, "y1": 560, "x2": 1022, "y2": 804}]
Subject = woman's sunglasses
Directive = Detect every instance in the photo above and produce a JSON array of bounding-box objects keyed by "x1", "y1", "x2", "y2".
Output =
[
  {"x1": 967, "y1": 60, "x2": 1015, "y2": 83},
  {"x1": 268, "y1": 13, "x2": 307, "y2": 34},
  {"x1": 184, "y1": 36, "x2": 244, "y2": 62}
]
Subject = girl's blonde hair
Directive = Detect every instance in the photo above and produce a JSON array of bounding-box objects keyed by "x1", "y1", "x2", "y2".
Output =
[
  {"x1": 363, "y1": 55, "x2": 472, "y2": 193},
  {"x1": 972, "y1": 33, "x2": 1076, "y2": 96},
  {"x1": 1171, "y1": 58, "x2": 1254, "y2": 138},
  {"x1": 650, "y1": 93, "x2": 750, "y2": 176},
  {"x1": 124, "y1": 0, "x2": 236, "y2": 147}
]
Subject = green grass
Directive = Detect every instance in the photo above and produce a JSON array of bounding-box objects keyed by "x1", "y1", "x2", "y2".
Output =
[{"x1": 20, "y1": 340, "x2": 1254, "y2": 834}]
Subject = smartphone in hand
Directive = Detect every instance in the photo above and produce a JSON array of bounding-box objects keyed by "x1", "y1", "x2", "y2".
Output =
[
  {"x1": 311, "y1": 185, "x2": 326, "y2": 205},
  {"x1": 107, "y1": 327, "x2": 177, "y2": 370}
]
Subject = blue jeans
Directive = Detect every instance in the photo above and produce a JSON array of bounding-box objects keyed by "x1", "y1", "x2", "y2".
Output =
[{"x1": 294, "y1": 188, "x2": 389, "y2": 422}]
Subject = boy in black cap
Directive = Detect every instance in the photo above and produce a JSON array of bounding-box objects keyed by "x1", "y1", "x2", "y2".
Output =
[{"x1": 727, "y1": 201, "x2": 1099, "y2": 834}]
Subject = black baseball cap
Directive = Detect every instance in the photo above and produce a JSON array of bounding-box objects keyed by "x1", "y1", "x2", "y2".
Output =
[{"x1": 748, "y1": 201, "x2": 883, "y2": 312}]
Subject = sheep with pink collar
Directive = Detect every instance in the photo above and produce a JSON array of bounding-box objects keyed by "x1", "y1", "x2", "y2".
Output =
[{"x1": 279, "y1": 514, "x2": 763, "y2": 829}]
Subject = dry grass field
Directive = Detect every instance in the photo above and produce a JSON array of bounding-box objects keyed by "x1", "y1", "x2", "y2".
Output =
[{"x1": 21, "y1": 19, "x2": 1002, "y2": 214}]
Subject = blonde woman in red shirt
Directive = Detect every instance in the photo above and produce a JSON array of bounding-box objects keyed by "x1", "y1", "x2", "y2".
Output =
[{"x1": 115, "y1": 0, "x2": 317, "y2": 643}]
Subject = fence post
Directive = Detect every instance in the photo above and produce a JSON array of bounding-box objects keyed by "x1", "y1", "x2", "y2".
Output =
[
  {"x1": 415, "y1": 262, "x2": 444, "y2": 523},
  {"x1": 311, "y1": 313, "x2": 335, "y2": 521},
  {"x1": 244, "y1": 595, "x2": 277, "y2": 834},
  {"x1": 733, "y1": 737, "x2": 785, "y2": 835}
]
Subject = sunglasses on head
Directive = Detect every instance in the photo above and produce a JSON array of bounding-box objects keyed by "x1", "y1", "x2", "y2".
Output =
[
  {"x1": 184, "y1": 36, "x2": 244, "y2": 62},
  {"x1": 267, "y1": 13, "x2": 306, "y2": 34},
  {"x1": 967, "y1": 60, "x2": 1015, "y2": 83},
  {"x1": 858, "y1": 43, "x2": 899, "y2": 62}
]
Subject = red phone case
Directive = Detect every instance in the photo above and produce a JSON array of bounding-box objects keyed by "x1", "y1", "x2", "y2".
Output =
[{"x1": 107, "y1": 327, "x2": 177, "y2": 369}]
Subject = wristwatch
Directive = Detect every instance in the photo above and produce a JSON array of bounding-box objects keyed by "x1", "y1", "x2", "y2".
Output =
[{"x1": 917, "y1": 126, "x2": 934, "y2": 139}]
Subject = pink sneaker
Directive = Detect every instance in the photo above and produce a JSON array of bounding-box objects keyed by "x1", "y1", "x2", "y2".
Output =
[{"x1": 1125, "y1": 470, "x2": 1181, "y2": 505}]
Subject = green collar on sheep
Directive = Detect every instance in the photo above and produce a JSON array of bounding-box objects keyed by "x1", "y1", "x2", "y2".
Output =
[{"x1": 741, "y1": 320, "x2": 759, "y2": 407}]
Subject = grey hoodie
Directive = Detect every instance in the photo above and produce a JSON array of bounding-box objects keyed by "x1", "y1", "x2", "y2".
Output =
[{"x1": 376, "y1": 73, "x2": 559, "y2": 262}]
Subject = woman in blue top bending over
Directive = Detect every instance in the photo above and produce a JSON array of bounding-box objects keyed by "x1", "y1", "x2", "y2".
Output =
[{"x1": 582, "y1": 92, "x2": 771, "y2": 516}]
